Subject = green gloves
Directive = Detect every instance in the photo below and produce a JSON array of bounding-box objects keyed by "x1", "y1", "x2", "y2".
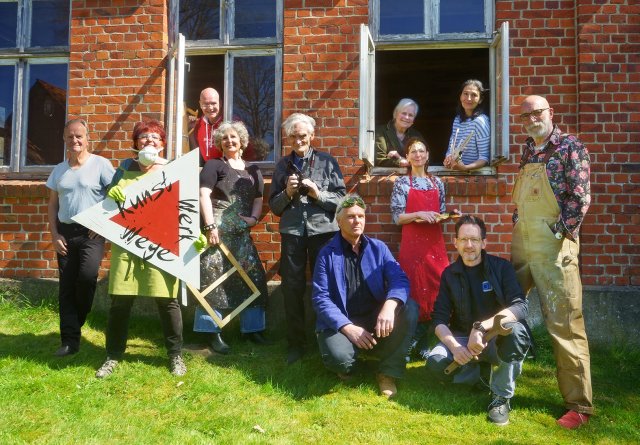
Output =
[
  {"x1": 107, "y1": 185, "x2": 126, "y2": 203},
  {"x1": 194, "y1": 232, "x2": 208, "y2": 253}
]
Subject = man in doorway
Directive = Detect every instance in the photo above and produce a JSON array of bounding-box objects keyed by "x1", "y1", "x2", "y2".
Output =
[
  {"x1": 190, "y1": 87, "x2": 223, "y2": 166},
  {"x1": 512, "y1": 95, "x2": 593, "y2": 429},
  {"x1": 427, "y1": 215, "x2": 530, "y2": 425},
  {"x1": 269, "y1": 113, "x2": 346, "y2": 365},
  {"x1": 312, "y1": 194, "x2": 418, "y2": 399}
]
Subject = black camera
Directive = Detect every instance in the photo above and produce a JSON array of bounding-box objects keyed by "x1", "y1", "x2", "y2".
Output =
[{"x1": 287, "y1": 159, "x2": 310, "y2": 196}]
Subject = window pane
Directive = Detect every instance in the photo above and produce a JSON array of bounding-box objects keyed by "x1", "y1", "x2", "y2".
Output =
[
  {"x1": 379, "y1": 0, "x2": 423, "y2": 35},
  {"x1": 26, "y1": 63, "x2": 67, "y2": 166},
  {"x1": 30, "y1": 0, "x2": 70, "y2": 47},
  {"x1": 235, "y1": 0, "x2": 276, "y2": 39},
  {"x1": 0, "y1": 65, "x2": 15, "y2": 167},
  {"x1": 0, "y1": 3, "x2": 18, "y2": 49},
  {"x1": 232, "y1": 56, "x2": 275, "y2": 161},
  {"x1": 440, "y1": 0, "x2": 485, "y2": 34},
  {"x1": 179, "y1": 0, "x2": 221, "y2": 40}
]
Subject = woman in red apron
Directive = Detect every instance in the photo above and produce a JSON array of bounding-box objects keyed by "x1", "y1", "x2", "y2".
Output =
[{"x1": 391, "y1": 138, "x2": 457, "y2": 360}]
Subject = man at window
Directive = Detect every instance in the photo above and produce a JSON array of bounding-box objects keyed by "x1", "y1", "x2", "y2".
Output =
[
  {"x1": 269, "y1": 113, "x2": 346, "y2": 365},
  {"x1": 190, "y1": 87, "x2": 224, "y2": 166}
]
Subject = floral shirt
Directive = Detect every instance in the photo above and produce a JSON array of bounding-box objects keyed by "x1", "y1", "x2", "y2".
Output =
[
  {"x1": 513, "y1": 125, "x2": 591, "y2": 241},
  {"x1": 391, "y1": 175, "x2": 446, "y2": 224}
]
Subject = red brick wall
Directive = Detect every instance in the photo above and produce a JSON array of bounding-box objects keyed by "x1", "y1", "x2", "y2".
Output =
[
  {"x1": 68, "y1": 0, "x2": 168, "y2": 160},
  {"x1": 574, "y1": 1, "x2": 640, "y2": 285},
  {"x1": 1, "y1": 0, "x2": 638, "y2": 287}
]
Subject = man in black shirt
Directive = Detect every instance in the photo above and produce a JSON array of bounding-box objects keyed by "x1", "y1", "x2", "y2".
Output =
[{"x1": 427, "y1": 215, "x2": 530, "y2": 425}]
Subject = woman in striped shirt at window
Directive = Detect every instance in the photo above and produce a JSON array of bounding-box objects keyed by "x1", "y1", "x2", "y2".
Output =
[{"x1": 443, "y1": 79, "x2": 490, "y2": 172}]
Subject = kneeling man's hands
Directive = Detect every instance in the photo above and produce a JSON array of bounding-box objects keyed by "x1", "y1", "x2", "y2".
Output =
[
  {"x1": 341, "y1": 324, "x2": 377, "y2": 350},
  {"x1": 375, "y1": 299, "x2": 398, "y2": 338},
  {"x1": 452, "y1": 344, "x2": 475, "y2": 365},
  {"x1": 467, "y1": 330, "x2": 487, "y2": 356}
]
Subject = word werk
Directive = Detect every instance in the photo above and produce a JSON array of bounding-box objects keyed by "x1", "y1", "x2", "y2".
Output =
[{"x1": 110, "y1": 172, "x2": 198, "y2": 262}]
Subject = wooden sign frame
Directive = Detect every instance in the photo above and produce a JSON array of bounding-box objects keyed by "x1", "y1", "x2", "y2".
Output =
[{"x1": 187, "y1": 242, "x2": 261, "y2": 328}]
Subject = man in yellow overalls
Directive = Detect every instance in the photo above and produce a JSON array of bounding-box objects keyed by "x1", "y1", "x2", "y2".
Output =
[{"x1": 511, "y1": 95, "x2": 593, "y2": 429}]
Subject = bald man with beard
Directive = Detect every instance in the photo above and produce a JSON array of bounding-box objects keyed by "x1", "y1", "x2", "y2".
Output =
[{"x1": 511, "y1": 95, "x2": 593, "y2": 429}]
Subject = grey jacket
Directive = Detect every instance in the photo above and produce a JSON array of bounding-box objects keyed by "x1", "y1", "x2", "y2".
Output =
[{"x1": 269, "y1": 149, "x2": 346, "y2": 236}]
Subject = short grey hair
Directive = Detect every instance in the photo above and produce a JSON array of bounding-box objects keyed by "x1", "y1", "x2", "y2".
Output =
[
  {"x1": 64, "y1": 118, "x2": 88, "y2": 135},
  {"x1": 214, "y1": 121, "x2": 250, "y2": 150},
  {"x1": 392, "y1": 98, "x2": 419, "y2": 119},
  {"x1": 282, "y1": 113, "x2": 316, "y2": 137}
]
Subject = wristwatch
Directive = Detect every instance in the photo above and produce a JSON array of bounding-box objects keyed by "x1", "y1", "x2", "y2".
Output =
[{"x1": 472, "y1": 321, "x2": 487, "y2": 334}]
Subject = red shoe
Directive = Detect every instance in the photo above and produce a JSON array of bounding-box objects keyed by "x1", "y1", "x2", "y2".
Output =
[{"x1": 557, "y1": 410, "x2": 590, "y2": 429}]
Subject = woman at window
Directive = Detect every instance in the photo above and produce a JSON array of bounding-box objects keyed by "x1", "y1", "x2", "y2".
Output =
[
  {"x1": 194, "y1": 121, "x2": 269, "y2": 355},
  {"x1": 47, "y1": 118, "x2": 115, "y2": 357},
  {"x1": 391, "y1": 138, "x2": 458, "y2": 359},
  {"x1": 443, "y1": 79, "x2": 490, "y2": 171},
  {"x1": 374, "y1": 98, "x2": 424, "y2": 167},
  {"x1": 95, "y1": 120, "x2": 186, "y2": 379}
]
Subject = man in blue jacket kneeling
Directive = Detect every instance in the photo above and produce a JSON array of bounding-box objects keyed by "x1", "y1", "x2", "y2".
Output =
[{"x1": 312, "y1": 194, "x2": 418, "y2": 399}]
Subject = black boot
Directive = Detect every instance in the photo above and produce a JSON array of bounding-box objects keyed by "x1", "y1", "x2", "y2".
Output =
[{"x1": 209, "y1": 333, "x2": 230, "y2": 355}]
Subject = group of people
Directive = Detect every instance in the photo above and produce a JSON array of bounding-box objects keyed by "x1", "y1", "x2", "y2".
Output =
[
  {"x1": 375, "y1": 79, "x2": 490, "y2": 171},
  {"x1": 46, "y1": 91, "x2": 593, "y2": 429}
]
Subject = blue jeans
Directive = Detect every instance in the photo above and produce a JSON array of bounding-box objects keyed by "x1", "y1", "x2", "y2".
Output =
[
  {"x1": 426, "y1": 321, "x2": 530, "y2": 398},
  {"x1": 193, "y1": 305, "x2": 265, "y2": 334}
]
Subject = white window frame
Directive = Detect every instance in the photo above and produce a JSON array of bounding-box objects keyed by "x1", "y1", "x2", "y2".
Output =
[
  {"x1": 182, "y1": 0, "x2": 283, "y2": 50},
  {"x1": 0, "y1": 0, "x2": 70, "y2": 175},
  {"x1": 358, "y1": 24, "x2": 375, "y2": 167},
  {"x1": 171, "y1": 0, "x2": 283, "y2": 168},
  {"x1": 370, "y1": 0, "x2": 493, "y2": 42},
  {"x1": 359, "y1": 22, "x2": 510, "y2": 175}
]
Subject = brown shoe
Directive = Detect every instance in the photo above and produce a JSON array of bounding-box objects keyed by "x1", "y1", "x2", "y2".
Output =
[{"x1": 376, "y1": 373, "x2": 397, "y2": 399}]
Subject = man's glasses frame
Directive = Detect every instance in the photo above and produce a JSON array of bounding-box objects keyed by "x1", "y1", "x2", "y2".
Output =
[{"x1": 519, "y1": 108, "x2": 549, "y2": 121}]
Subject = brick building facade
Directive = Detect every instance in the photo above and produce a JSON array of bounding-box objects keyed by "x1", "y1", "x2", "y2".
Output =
[{"x1": 0, "y1": 0, "x2": 638, "y2": 290}]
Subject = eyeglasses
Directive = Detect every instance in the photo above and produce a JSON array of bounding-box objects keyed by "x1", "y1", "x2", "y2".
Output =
[
  {"x1": 200, "y1": 102, "x2": 218, "y2": 109},
  {"x1": 519, "y1": 108, "x2": 549, "y2": 121},
  {"x1": 137, "y1": 133, "x2": 162, "y2": 141},
  {"x1": 340, "y1": 196, "x2": 366, "y2": 210},
  {"x1": 456, "y1": 237, "x2": 483, "y2": 245}
]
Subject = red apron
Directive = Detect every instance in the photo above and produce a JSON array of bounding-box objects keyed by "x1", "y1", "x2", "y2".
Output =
[{"x1": 398, "y1": 176, "x2": 449, "y2": 322}]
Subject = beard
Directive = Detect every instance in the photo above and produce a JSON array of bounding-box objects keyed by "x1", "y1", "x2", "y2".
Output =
[{"x1": 525, "y1": 121, "x2": 550, "y2": 139}]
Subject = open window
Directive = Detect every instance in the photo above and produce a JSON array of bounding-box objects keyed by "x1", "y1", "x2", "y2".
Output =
[
  {"x1": 360, "y1": 13, "x2": 509, "y2": 175},
  {"x1": 176, "y1": 0, "x2": 282, "y2": 165}
]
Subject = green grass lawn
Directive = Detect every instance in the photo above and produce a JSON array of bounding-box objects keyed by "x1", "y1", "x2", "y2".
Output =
[{"x1": 1, "y1": 288, "x2": 639, "y2": 445}]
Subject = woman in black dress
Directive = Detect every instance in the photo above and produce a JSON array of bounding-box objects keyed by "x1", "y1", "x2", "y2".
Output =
[{"x1": 194, "y1": 121, "x2": 269, "y2": 354}]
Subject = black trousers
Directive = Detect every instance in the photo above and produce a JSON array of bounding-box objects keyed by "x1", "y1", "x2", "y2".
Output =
[
  {"x1": 105, "y1": 295, "x2": 183, "y2": 359},
  {"x1": 56, "y1": 223, "x2": 105, "y2": 350},
  {"x1": 279, "y1": 231, "x2": 335, "y2": 349}
]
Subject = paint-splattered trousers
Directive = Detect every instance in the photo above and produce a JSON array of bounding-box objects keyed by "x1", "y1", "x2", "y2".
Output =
[{"x1": 511, "y1": 161, "x2": 593, "y2": 415}]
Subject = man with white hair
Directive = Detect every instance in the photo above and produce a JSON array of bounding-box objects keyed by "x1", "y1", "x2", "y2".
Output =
[{"x1": 269, "y1": 113, "x2": 346, "y2": 365}]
